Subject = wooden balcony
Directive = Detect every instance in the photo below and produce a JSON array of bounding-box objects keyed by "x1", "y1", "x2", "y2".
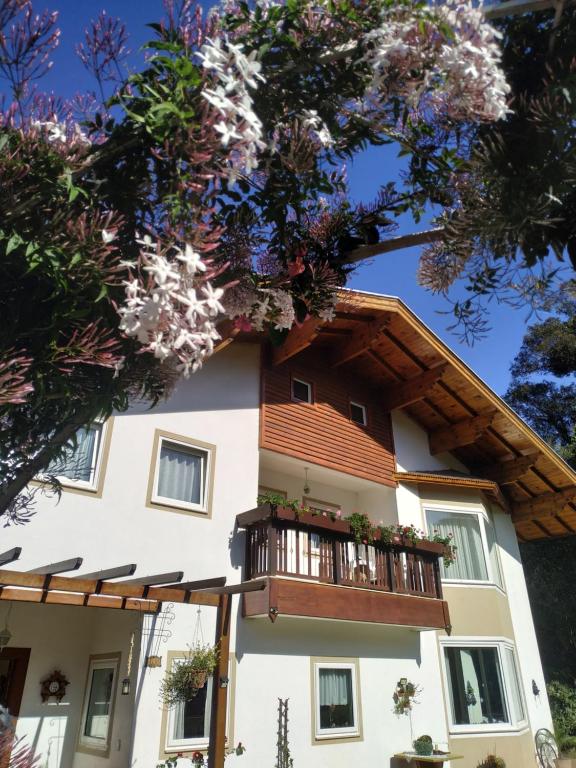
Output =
[{"x1": 236, "y1": 504, "x2": 451, "y2": 631}]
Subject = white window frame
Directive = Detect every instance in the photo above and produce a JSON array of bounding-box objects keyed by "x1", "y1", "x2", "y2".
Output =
[
  {"x1": 291, "y1": 377, "x2": 312, "y2": 404},
  {"x1": 151, "y1": 435, "x2": 211, "y2": 514},
  {"x1": 349, "y1": 401, "x2": 367, "y2": 427},
  {"x1": 439, "y1": 637, "x2": 528, "y2": 735},
  {"x1": 78, "y1": 654, "x2": 119, "y2": 754},
  {"x1": 165, "y1": 658, "x2": 213, "y2": 752},
  {"x1": 46, "y1": 421, "x2": 107, "y2": 492},
  {"x1": 313, "y1": 661, "x2": 360, "y2": 740},
  {"x1": 424, "y1": 503, "x2": 504, "y2": 590}
]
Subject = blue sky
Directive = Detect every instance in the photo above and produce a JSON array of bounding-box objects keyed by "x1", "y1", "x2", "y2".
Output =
[{"x1": 38, "y1": 0, "x2": 534, "y2": 396}]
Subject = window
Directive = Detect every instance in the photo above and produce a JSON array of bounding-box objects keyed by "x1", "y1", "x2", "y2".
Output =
[
  {"x1": 291, "y1": 377, "x2": 312, "y2": 404},
  {"x1": 78, "y1": 654, "x2": 119, "y2": 755},
  {"x1": 425, "y1": 507, "x2": 503, "y2": 588},
  {"x1": 149, "y1": 431, "x2": 215, "y2": 514},
  {"x1": 312, "y1": 660, "x2": 361, "y2": 740},
  {"x1": 46, "y1": 422, "x2": 108, "y2": 492},
  {"x1": 165, "y1": 661, "x2": 213, "y2": 751},
  {"x1": 349, "y1": 402, "x2": 367, "y2": 426},
  {"x1": 441, "y1": 641, "x2": 527, "y2": 734}
]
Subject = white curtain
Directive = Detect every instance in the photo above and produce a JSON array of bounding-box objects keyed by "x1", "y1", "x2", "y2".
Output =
[
  {"x1": 484, "y1": 516, "x2": 504, "y2": 588},
  {"x1": 319, "y1": 668, "x2": 352, "y2": 706},
  {"x1": 52, "y1": 426, "x2": 98, "y2": 482},
  {"x1": 158, "y1": 443, "x2": 203, "y2": 504},
  {"x1": 428, "y1": 511, "x2": 488, "y2": 581}
]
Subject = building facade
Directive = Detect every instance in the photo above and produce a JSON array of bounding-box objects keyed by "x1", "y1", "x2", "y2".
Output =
[{"x1": 0, "y1": 291, "x2": 572, "y2": 768}]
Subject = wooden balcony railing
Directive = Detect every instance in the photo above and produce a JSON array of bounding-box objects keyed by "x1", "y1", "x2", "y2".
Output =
[{"x1": 236, "y1": 504, "x2": 445, "y2": 601}]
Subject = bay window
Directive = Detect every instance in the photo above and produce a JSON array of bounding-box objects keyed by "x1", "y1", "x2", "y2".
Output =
[
  {"x1": 425, "y1": 507, "x2": 503, "y2": 588},
  {"x1": 441, "y1": 640, "x2": 527, "y2": 733}
]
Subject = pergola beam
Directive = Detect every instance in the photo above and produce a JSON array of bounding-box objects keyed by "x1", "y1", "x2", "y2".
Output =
[
  {"x1": 381, "y1": 363, "x2": 448, "y2": 412},
  {"x1": 0, "y1": 586, "x2": 158, "y2": 612},
  {"x1": 429, "y1": 413, "x2": 496, "y2": 455},
  {"x1": 511, "y1": 488, "x2": 576, "y2": 522},
  {"x1": 28, "y1": 557, "x2": 83, "y2": 575},
  {"x1": 120, "y1": 571, "x2": 185, "y2": 586},
  {"x1": 0, "y1": 548, "x2": 22, "y2": 567},
  {"x1": 472, "y1": 453, "x2": 539, "y2": 485},
  {"x1": 80, "y1": 564, "x2": 137, "y2": 580},
  {"x1": 331, "y1": 319, "x2": 390, "y2": 367},
  {"x1": 159, "y1": 577, "x2": 227, "y2": 591}
]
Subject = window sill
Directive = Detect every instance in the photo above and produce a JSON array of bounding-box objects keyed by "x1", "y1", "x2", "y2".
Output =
[
  {"x1": 442, "y1": 580, "x2": 506, "y2": 596},
  {"x1": 449, "y1": 724, "x2": 529, "y2": 738},
  {"x1": 148, "y1": 496, "x2": 210, "y2": 517},
  {"x1": 165, "y1": 742, "x2": 208, "y2": 754}
]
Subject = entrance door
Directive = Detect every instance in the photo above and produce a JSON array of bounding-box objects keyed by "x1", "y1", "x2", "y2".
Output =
[{"x1": 0, "y1": 648, "x2": 30, "y2": 720}]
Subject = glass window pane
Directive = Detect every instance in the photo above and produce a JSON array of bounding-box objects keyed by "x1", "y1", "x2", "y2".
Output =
[
  {"x1": 484, "y1": 517, "x2": 504, "y2": 589},
  {"x1": 427, "y1": 511, "x2": 488, "y2": 581},
  {"x1": 49, "y1": 426, "x2": 99, "y2": 483},
  {"x1": 444, "y1": 647, "x2": 509, "y2": 726},
  {"x1": 84, "y1": 667, "x2": 115, "y2": 739},
  {"x1": 505, "y1": 648, "x2": 525, "y2": 722},
  {"x1": 172, "y1": 678, "x2": 212, "y2": 741},
  {"x1": 292, "y1": 379, "x2": 311, "y2": 403},
  {"x1": 318, "y1": 668, "x2": 354, "y2": 730},
  {"x1": 158, "y1": 442, "x2": 204, "y2": 505}
]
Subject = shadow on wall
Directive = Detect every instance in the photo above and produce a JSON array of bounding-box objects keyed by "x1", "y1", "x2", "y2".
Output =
[
  {"x1": 121, "y1": 344, "x2": 262, "y2": 417},
  {"x1": 234, "y1": 613, "x2": 423, "y2": 665}
]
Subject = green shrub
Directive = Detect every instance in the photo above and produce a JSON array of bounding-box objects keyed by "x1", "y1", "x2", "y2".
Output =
[{"x1": 548, "y1": 680, "x2": 576, "y2": 745}]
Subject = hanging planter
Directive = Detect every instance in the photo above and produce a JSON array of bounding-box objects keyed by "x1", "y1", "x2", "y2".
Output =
[{"x1": 160, "y1": 644, "x2": 219, "y2": 707}]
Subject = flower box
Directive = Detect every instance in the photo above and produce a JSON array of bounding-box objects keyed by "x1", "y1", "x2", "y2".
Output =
[{"x1": 273, "y1": 505, "x2": 351, "y2": 534}]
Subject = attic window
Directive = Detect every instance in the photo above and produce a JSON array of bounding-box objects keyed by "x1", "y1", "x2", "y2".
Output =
[
  {"x1": 292, "y1": 378, "x2": 313, "y2": 404},
  {"x1": 350, "y1": 402, "x2": 367, "y2": 426}
]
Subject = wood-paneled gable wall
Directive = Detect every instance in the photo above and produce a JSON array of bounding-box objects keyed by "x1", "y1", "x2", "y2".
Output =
[{"x1": 260, "y1": 354, "x2": 396, "y2": 486}]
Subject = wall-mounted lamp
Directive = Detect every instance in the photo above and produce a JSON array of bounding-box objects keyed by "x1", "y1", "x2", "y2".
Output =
[
  {"x1": 121, "y1": 678, "x2": 131, "y2": 696},
  {"x1": 532, "y1": 680, "x2": 541, "y2": 696},
  {"x1": 0, "y1": 605, "x2": 13, "y2": 650},
  {"x1": 219, "y1": 676, "x2": 229, "y2": 689}
]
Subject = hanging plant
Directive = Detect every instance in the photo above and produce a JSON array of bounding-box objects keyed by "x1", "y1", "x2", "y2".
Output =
[
  {"x1": 160, "y1": 644, "x2": 219, "y2": 707},
  {"x1": 393, "y1": 678, "x2": 420, "y2": 716}
]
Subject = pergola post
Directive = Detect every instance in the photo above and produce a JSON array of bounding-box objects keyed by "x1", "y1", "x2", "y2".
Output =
[{"x1": 208, "y1": 592, "x2": 232, "y2": 768}]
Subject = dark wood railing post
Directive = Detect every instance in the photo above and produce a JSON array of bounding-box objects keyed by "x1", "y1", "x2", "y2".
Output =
[
  {"x1": 332, "y1": 539, "x2": 341, "y2": 584},
  {"x1": 433, "y1": 557, "x2": 443, "y2": 599},
  {"x1": 244, "y1": 528, "x2": 252, "y2": 581},
  {"x1": 268, "y1": 522, "x2": 278, "y2": 575}
]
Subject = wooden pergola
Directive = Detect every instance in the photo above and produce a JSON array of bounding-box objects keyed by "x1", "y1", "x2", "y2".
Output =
[{"x1": 0, "y1": 548, "x2": 263, "y2": 768}]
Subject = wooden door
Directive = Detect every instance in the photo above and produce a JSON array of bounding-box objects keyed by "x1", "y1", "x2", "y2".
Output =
[
  {"x1": 0, "y1": 648, "x2": 30, "y2": 768},
  {"x1": 0, "y1": 648, "x2": 30, "y2": 720}
]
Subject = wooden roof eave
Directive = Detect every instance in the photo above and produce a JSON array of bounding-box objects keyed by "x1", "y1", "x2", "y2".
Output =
[
  {"x1": 393, "y1": 471, "x2": 509, "y2": 511},
  {"x1": 344, "y1": 290, "x2": 576, "y2": 488}
]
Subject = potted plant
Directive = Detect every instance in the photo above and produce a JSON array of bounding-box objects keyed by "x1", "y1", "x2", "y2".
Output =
[
  {"x1": 413, "y1": 735, "x2": 433, "y2": 756},
  {"x1": 556, "y1": 736, "x2": 576, "y2": 767},
  {"x1": 160, "y1": 644, "x2": 219, "y2": 707}
]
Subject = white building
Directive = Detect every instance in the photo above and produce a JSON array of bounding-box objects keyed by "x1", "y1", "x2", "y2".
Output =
[{"x1": 0, "y1": 290, "x2": 572, "y2": 768}]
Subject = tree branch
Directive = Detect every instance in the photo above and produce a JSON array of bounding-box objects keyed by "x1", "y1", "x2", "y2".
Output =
[{"x1": 345, "y1": 227, "x2": 445, "y2": 263}]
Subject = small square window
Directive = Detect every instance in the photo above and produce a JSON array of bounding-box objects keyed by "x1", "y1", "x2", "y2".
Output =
[
  {"x1": 350, "y1": 402, "x2": 367, "y2": 426},
  {"x1": 153, "y1": 438, "x2": 210, "y2": 512},
  {"x1": 313, "y1": 660, "x2": 360, "y2": 740},
  {"x1": 292, "y1": 378, "x2": 312, "y2": 404},
  {"x1": 78, "y1": 654, "x2": 119, "y2": 755}
]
